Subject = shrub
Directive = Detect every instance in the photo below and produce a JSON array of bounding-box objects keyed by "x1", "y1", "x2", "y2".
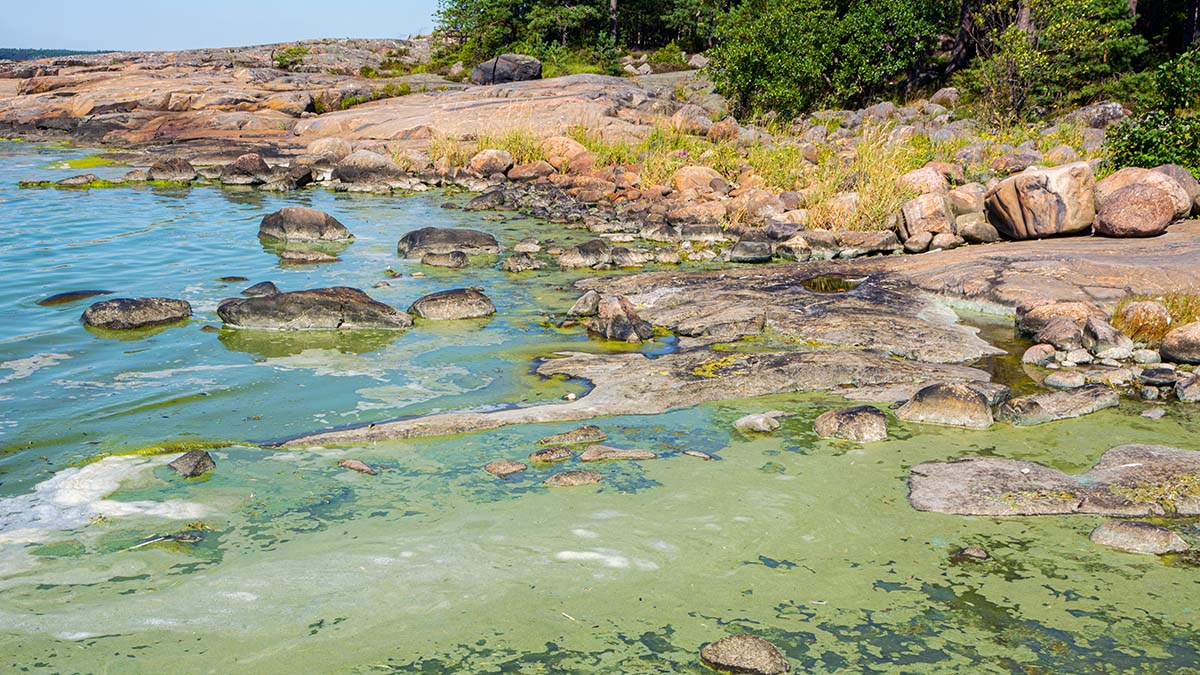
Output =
[
  {"x1": 648, "y1": 41, "x2": 686, "y2": 67},
  {"x1": 1106, "y1": 111, "x2": 1200, "y2": 173},
  {"x1": 273, "y1": 45, "x2": 309, "y2": 71}
]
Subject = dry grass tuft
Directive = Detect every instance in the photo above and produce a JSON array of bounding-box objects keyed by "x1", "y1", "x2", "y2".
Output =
[{"x1": 1113, "y1": 293, "x2": 1200, "y2": 343}]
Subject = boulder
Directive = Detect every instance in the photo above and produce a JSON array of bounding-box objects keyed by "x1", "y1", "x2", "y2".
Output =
[
  {"x1": 1016, "y1": 301, "x2": 1106, "y2": 336},
  {"x1": 947, "y1": 183, "x2": 987, "y2": 216},
  {"x1": 1082, "y1": 317, "x2": 1133, "y2": 356},
  {"x1": 408, "y1": 288, "x2": 496, "y2": 320},
  {"x1": 529, "y1": 446, "x2": 573, "y2": 463},
  {"x1": 700, "y1": 634, "x2": 790, "y2": 675},
  {"x1": 1152, "y1": 164, "x2": 1200, "y2": 215},
  {"x1": 996, "y1": 384, "x2": 1120, "y2": 426},
  {"x1": 813, "y1": 406, "x2": 888, "y2": 442},
  {"x1": 579, "y1": 445, "x2": 657, "y2": 462},
  {"x1": 1060, "y1": 101, "x2": 1128, "y2": 129},
  {"x1": 278, "y1": 249, "x2": 339, "y2": 265},
  {"x1": 538, "y1": 425, "x2": 607, "y2": 446},
  {"x1": 508, "y1": 160, "x2": 555, "y2": 181},
  {"x1": 898, "y1": 166, "x2": 949, "y2": 194},
  {"x1": 500, "y1": 252, "x2": 545, "y2": 273},
  {"x1": 584, "y1": 295, "x2": 654, "y2": 343},
  {"x1": 484, "y1": 460, "x2": 527, "y2": 477},
  {"x1": 734, "y1": 411, "x2": 788, "y2": 433},
  {"x1": 896, "y1": 383, "x2": 993, "y2": 429},
  {"x1": 1176, "y1": 374, "x2": 1200, "y2": 402},
  {"x1": 543, "y1": 470, "x2": 602, "y2": 487},
  {"x1": 957, "y1": 218, "x2": 1000, "y2": 244},
  {"x1": 1090, "y1": 520, "x2": 1189, "y2": 555},
  {"x1": 672, "y1": 165, "x2": 727, "y2": 194},
  {"x1": 1022, "y1": 343, "x2": 1057, "y2": 366},
  {"x1": 1096, "y1": 166, "x2": 1191, "y2": 221},
  {"x1": 1043, "y1": 371, "x2": 1086, "y2": 389},
  {"x1": 567, "y1": 290, "x2": 602, "y2": 317},
  {"x1": 217, "y1": 287, "x2": 412, "y2": 330},
  {"x1": 671, "y1": 104, "x2": 714, "y2": 136},
  {"x1": 82, "y1": 297, "x2": 192, "y2": 330},
  {"x1": 220, "y1": 153, "x2": 271, "y2": 185},
  {"x1": 1034, "y1": 316, "x2": 1084, "y2": 351},
  {"x1": 1094, "y1": 184, "x2": 1175, "y2": 237},
  {"x1": 470, "y1": 54, "x2": 542, "y2": 85},
  {"x1": 421, "y1": 251, "x2": 470, "y2": 269},
  {"x1": 306, "y1": 137, "x2": 354, "y2": 162},
  {"x1": 1161, "y1": 322, "x2": 1200, "y2": 364},
  {"x1": 258, "y1": 206, "x2": 353, "y2": 242},
  {"x1": 558, "y1": 240, "x2": 612, "y2": 268},
  {"x1": 333, "y1": 150, "x2": 403, "y2": 184},
  {"x1": 147, "y1": 157, "x2": 197, "y2": 182},
  {"x1": 339, "y1": 459, "x2": 376, "y2": 475},
  {"x1": 899, "y1": 193, "x2": 954, "y2": 241},
  {"x1": 168, "y1": 449, "x2": 215, "y2": 478},
  {"x1": 242, "y1": 281, "x2": 279, "y2": 297},
  {"x1": 468, "y1": 149, "x2": 514, "y2": 176},
  {"x1": 728, "y1": 240, "x2": 773, "y2": 263},
  {"x1": 541, "y1": 136, "x2": 593, "y2": 173},
  {"x1": 985, "y1": 162, "x2": 1096, "y2": 240},
  {"x1": 397, "y1": 227, "x2": 500, "y2": 257},
  {"x1": 707, "y1": 117, "x2": 740, "y2": 142}
]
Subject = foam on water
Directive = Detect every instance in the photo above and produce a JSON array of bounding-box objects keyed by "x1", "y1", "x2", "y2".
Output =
[{"x1": 0, "y1": 352, "x2": 70, "y2": 384}]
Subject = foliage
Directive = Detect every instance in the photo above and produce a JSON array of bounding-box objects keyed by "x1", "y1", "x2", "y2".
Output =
[
  {"x1": 648, "y1": 41, "x2": 686, "y2": 67},
  {"x1": 1156, "y1": 46, "x2": 1200, "y2": 111},
  {"x1": 0, "y1": 48, "x2": 112, "y2": 60},
  {"x1": 339, "y1": 82, "x2": 414, "y2": 110},
  {"x1": 272, "y1": 45, "x2": 309, "y2": 71},
  {"x1": 1105, "y1": 110, "x2": 1200, "y2": 173}
]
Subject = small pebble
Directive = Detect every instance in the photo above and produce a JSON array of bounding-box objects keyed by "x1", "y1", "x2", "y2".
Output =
[
  {"x1": 683, "y1": 450, "x2": 715, "y2": 460},
  {"x1": 1141, "y1": 408, "x2": 1166, "y2": 419},
  {"x1": 562, "y1": 392, "x2": 577, "y2": 401}
]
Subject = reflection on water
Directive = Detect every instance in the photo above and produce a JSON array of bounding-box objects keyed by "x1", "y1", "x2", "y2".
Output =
[
  {"x1": 800, "y1": 275, "x2": 865, "y2": 294},
  {"x1": 218, "y1": 328, "x2": 405, "y2": 358}
]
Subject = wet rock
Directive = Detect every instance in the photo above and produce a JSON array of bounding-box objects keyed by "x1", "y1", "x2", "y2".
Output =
[
  {"x1": 339, "y1": 459, "x2": 376, "y2": 475},
  {"x1": 997, "y1": 384, "x2": 1119, "y2": 426},
  {"x1": 147, "y1": 157, "x2": 197, "y2": 182},
  {"x1": 558, "y1": 240, "x2": 612, "y2": 268},
  {"x1": 333, "y1": 150, "x2": 403, "y2": 183},
  {"x1": 259, "y1": 206, "x2": 353, "y2": 242},
  {"x1": 1094, "y1": 184, "x2": 1174, "y2": 238},
  {"x1": 728, "y1": 240, "x2": 773, "y2": 263},
  {"x1": 241, "y1": 281, "x2": 279, "y2": 297},
  {"x1": 220, "y1": 153, "x2": 271, "y2": 185},
  {"x1": 217, "y1": 287, "x2": 412, "y2": 330},
  {"x1": 468, "y1": 149, "x2": 514, "y2": 176},
  {"x1": 897, "y1": 383, "x2": 993, "y2": 429},
  {"x1": 985, "y1": 162, "x2": 1096, "y2": 240},
  {"x1": 611, "y1": 247, "x2": 654, "y2": 267},
  {"x1": 501, "y1": 252, "x2": 546, "y2": 273},
  {"x1": 567, "y1": 290, "x2": 602, "y2": 317},
  {"x1": 1022, "y1": 344, "x2": 1057, "y2": 366},
  {"x1": 700, "y1": 634, "x2": 790, "y2": 675},
  {"x1": 408, "y1": 288, "x2": 496, "y2": 320},
  {"x1": 37, "y1": 290, "x2": 112, "y2": 306},
  {"x1": 397, "y1": 227, "x2": 500, "y2": 257},
  {"x1": 579, "y1": 445, "x2": 657, "y2": 462},
  {"x1": 952, "y1": 546, "x2": 990, "y2": 562},
  {"x1": 1176, "y1": 374, "x2": 1200, "y2": 402},
  {"x1": 421, "y1": 251, "x2": 470, "y2": 269},
  {"x1": 813, "y1": 406, "x2": 888, "y2": 442},
  {"x1": 734, "y1": 411, "x2": 787, "y2": 433},
  {"x1": 1160, "y1": 322, "x2": 1200, "y2": 364},
  {"x1": 57, "y1": 174, "x2": 99, "y2": 186},
  {"x1": 685, "y1": 450, "x2": 716, "y2": 460},
  {"x1": 484, "y1": 460, "x2": 528, "y2": 477},
  {"x1": 584, "y1": 295, "x2": 654, "y2": 342},
  {"x1": 544, "y1": 470, "x2": 602, "y2": 487},
  {"x1": 538, "y1": 425, "x2": 607, "y2": 446},
  {"x1": 529, "y1": 446, "x2": 573, "y2": 463},
  {"x1": 470, "y1": 53, "x2": 542, "y2": 85},
  {"x1": 1090, "y1": 520, "x2": 1189, "y2": 555},
  {"x1": 1042, "y1": 371, "x2": 1086, "y2": 389},
  {"x1": 278, "y1": 249, "x2": 339, "y2": 265},
  {"x1": 1017, "y1": 301, "x2": 1107, "y2": 336},
  {"x1": 909, "y1": 444, "x2": 1200, "y2": 516},
  {"x1": 774, "y1": 235, "x2": 813, "y2": 261},
  {"x1": 82, "y1": 297, "x2": 192, "y2": 330},
  {"x1": 168, "y1": 450, "x2": 215, "y2": 478}
]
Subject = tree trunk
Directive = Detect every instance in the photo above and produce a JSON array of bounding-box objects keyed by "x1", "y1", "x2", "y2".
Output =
[
  {"x1": 611, "y1": 0, "x2": 619, "y2": 44},
  {"x1": 1189, "y1": 0, "x2": 1199, "y2": 45},
  {"x1": 947, "y1": 0, "x2": 981, "y2": 73}
]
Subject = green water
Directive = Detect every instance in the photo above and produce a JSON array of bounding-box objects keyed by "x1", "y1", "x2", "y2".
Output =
[{"x1": 1, "y1": 143, "x2": 1198, "y2": 674}]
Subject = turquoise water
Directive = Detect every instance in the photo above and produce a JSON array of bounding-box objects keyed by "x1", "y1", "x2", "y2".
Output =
[{"x1": 1, "y1": 143, "x2": 1199, "y2": 674}]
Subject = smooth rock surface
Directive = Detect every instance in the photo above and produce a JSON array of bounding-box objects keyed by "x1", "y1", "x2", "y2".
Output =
[
  {"x1": 397, "y1": 227, "x2": 500, "y2": 257},
  {"x1": 258, "y1": 206, "x2": 353, "y2": 242},
  {"x1": 700, "y1": 634, "x2": 790, "y2": 675},
  {"x1": 813, "y1": 406, "x2": 888, "y2": 442},
  {"x1": 82, "y1": 297, "x2": 192, "y2": 330},
  {"x1": 896, "y1": 383, "x2": 993, "y2": 429},
  {"x1": 408, "y1": 288, "x2": 496, "y2": 320},
  {"x1": 217, "y1": 287, "x2": 412, "y2": 330},
  {"x1": 996, "y1": 384, "x2": 1120, "y2": 426},
  {"x1": 1090, "y1": 520, "x2": 1189, "y2": 555}
]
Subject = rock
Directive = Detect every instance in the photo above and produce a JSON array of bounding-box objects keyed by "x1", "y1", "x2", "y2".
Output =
[
  {"x1": 397, "y1": 227, "x2": 500, "y2": 257},
  {"x1": 217, "y1": 287, "x2": 412, "y2": 330},
  {"x1": 1093, "y1": 184, "x2": 1175, "y2": 237},
  {"x1": 514, "y1": 238, "x2": 541, "y2": 253},
  {"x1": 1060, "y1": 101, "x2": 1128, "y2": 128},
  {"x1": 1139, "y1": 367, "x2": 1179, "y2": 387},
  {"x1": 984, "y1": 162, "x2": 1096, "y2": 240},
  {"x1": 898, "y1": 166, "x2": 949, "y2": 194},
  {"x1": 672, "y1": 165, "x2": 727, "y2": 194},
  {"x1": 1152, "y1": 164, "x2": 1200, "y2": 215},
  {"x1": 409, "y1": 288, "x2": 496, "y2": 320},
  {"x1": 147, "y1": 157, "x2": 197, "y2": 182},
  {"x1": 500, "y1": 252, "x2": 545, "y2": 273},
  {"x1": 529, "y1": 446, "x2": 572, "y2": 463},
  {"x1": 333, "y1": 150, "x2": 403, "y2": 183},
  {"x1": 37, "y1": 290, "x2": 112, "y2": 306},
  {"x1": 543, "y1": 470, "x2": 602, "y2": 487},
  {"x1": 947, "y1": 183, "x2": 987, "y2": 216},
  {"x1": 671, "y1": 104, "x2": 713, "y2": 136},
  {"x1": 898, "y1": 193, "x2": 954, "y2": 241},
  {"x1": 903, "y1": 231, "x2": 933, "y2": 254},
  {"x1": 422, "y1": 251, "x2": 470, "y2": 269},
  {"x1": 734, "y1": 411, "x2": 788, "y2": 433},
  {"x1": 579, "y1": 445, "x2": 656, "y2": 462},
  {"x1": 55, "y1": 174, "x2": 99, "y2": 187},
  {"x1": 258, "y1": 206, "x2": 353, "y2": 242},
  {"x1": 1045, "y1": 144, "x2": 1079, "y2": 165},
  {"x1": 1161, "y1": 322, "x2": 1200, "y2": 364},
  {"x1": 728, "y1": 240, "x2": 773, "y2": 263},
  {"x1": 307, "y1": 137, "x2": 354, "y2": 162},
  {"x1": 1082, "y1": 317, "x2": 1133, "y2": 356},
  {"x1": 508, "y1": 160, "x2": 555, "y2": 181},
  {"x1": 957, "y1": 219, "x2": 1000, "y2": 244},
  {"x1": 997, "y1": 384, "x2": 1119, "y2": 426},
  {"x1": 1096, "y1": 166, "x2": 1192, "y2": 221},
  {"x1": 929, "y1": 232, "x2": 960, "y2": 251},
  {"x1": 1016, "y1": 301, "x2": 1106, "y2": 336},
  {"x1": 930, "y1": 87, "x2": 959, "y2": 108},
  {"x1": 539, "y1": 425, "x2": 607, "y2": 446},
  {"x1": 700, "y1": 634, "x2": 790, "y2": 675},
  {"x1": 558, "y1": 240, "x2": 612, "y2": 268},
  {"x1": 835, "y1": 230, "x2": 900, "y2": 258},
  {"x1": 1034, "y1": 316, "x2": 1084, "y2": 351},
  {"x1": 541, "y1": 136, "x2": 593, "y2": 173},
  {"x1": 813, "y1": 406, "x2": 888, "y2": 442},
  {"x1": 242, "y1": 281, "x2": 279, "y2": 297},
  {"x1": 1176, "y1": 374, "x2": 1200, "y2": 402},
  {"x1": 1132, "y1": 348, "x2": 1162, "y2": 364},
  {"x1": 1090, "y1": 520, "x2": 1189, "y2": 555},
  {"x1": 688, "y1": 53, "x2": 710, "y2": 69},
  {"x1": 568, "y1": 290, "x2": 602, "y2": 317},
  {"x1": 82, "y1": 297, "x2": 192, "y2": 330},
  {"x1": 484, "y1": 460, "x2": 527, "y2": 477},
  {"x1": 990, "y1": 149, "x2": 1044, "y2": 174},
  {"x1": 470, "y1": 54, "x2": 542, "y2": 85},
  {"x1": 168, "y1": 450, "x2": 215, "y2": 478},
  {"x1": 1022, "y1": 344, "x2": 1057, "y2": 366},
  {"x1": 1042, "y1": 371, "x2": 1086, "y2": 389},
  {"x1": 220, "y1": 153, "x2": 271, "y2": 185},
  {"x1": 896, "y1": 383, "x2": 993, "y2": 429},
  {"x1": 468, "y1": 149, "x2": 514, "y2": 176},
  {"x1": 952, "y1": 546, "x2": 990, "y2": 562},
  {"x1": 278, "y1": 249, "x2": 339, "y2": 265},
  {"x1": 1142, "y1": 407, "x2": 1167, "y2": 419},
  {"x1": 584, "y1": 295, "x2": 654, "y2": 342},
  {"x1": 910, "y1": 443, "x2": 1200, "y2": 516},
  {"x1": 463, "y1": 190, "x2": 510, "y2": 211},
  {"x1": 339, "y1": 459, "x2": 376, "y2": 475},
  {"x1": 707, "y1": 117, "x2": 740, "y2": 142}
]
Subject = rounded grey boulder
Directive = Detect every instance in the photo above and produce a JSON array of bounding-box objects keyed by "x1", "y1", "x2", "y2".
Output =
[
  {"x1": 470, "y1": 54, "x2": 542, "y2": 85},
  {"x1": 147, "y1": 157, "x2": 197, "y2": 182},
  {"x1": 700, "y1": 634, "x2": 790, "y2": 675},
  {"x1": 397, "y1": 227, "x2": 500, "y2": 258},
  {"x1": 1090, "y1": 520, "x2": 1189, "y2": 555},
  {"x1": 258, "y1": 206, "x2": 353, "y2": 242},
  {"x1": 897, "y1": 383, "x2": 993, "y2": 429},
  {"x1": 217, "y1": 287, "x2": 412, "y2": 330},
  {"x1": 813, "y1": 406, "x2": 888, "y2": 442},
  {"x1": 1160, "y1": 322, "x2": 1200, "y2": 364},
  {"x1": 408, "y1": 288, "x2": 496, "y2": 320},
  {"x1": 82, "y1": 297, "x2": 192, "y2": 330}
]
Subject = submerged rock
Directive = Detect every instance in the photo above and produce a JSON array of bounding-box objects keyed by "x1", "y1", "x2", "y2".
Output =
[
  {"x1": 579, "y1": 445, "x2": 656, "y2": 462},
  {"x1": 278, "y1": 249, "x2": 340, "y2": 265},
  {"x1": 421, "y1": 251, "x2": 470, "y2": 269},
  {"x1": 1090, "y1": 520, "x2": 1189, "y2": 555},
  {"x1": 82, "y1": 297, "x2": 192, "y2": 330},
  {"x1": 529, "y1": 446, "x2": 573, "y2": 463},
  {"x1": 258, "y1": 206, "x2": 353, "y2": 242},
  {"x1": 484, "y1": 460, "x2": 528, "y2": 477},
  {"x1": 38, "y1": 289, "x2": 112, "y2": 306},
  {"x1": 538, "y1": 425, "x2": 608, "y2": 446},
  {"x1": 217, "y1": 287, "x2": 412, "y2": 330},
  {"x1": 168, "y1": 450, "x2": 215, "y2": 478},
  {"x1": 896, "y1": 383, "x2": 993, "y2": 429},
  {"x1": 700, "y1": 634, "x2": 791, "y2": 675},
  {"x1": 544, "y1": 470, "x2": 602, "y2": 487},
  {"x1": 813, "y1": 406, "x2": 889, "y2": 442},
  {"x1": 500, "y1": 252, "x2": 545, "y2": 273},
  {"x1": 408, "y1": 288, "x2": 496, "y2": 320},
  {"x1": 952, "y1": 546, "x2": 990, "y2": 562},
  {"x1": 996, "y1": 384, "x2": 1119, "y2": 426},
  {"x1": 339, "y1": 459, "x2": 376, "y2": 475},
  {"x1": 584, "y1": 295, "x2": 654, "y2": 343},
  {"x1": 241, "y1": 281, "x2": 279, "y2": 297},
  {"x1": 734, "y1": 411, "x2": 788, "y2": 433},
  {"x1": 397, "y1": 227, "x2": 500, "y2": 258}
]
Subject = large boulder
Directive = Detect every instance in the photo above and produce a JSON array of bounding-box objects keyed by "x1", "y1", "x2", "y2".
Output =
[
  {"x1": 397, "y1": 227, "x2": 500, "y2": 257},
  {"x1": 813, "y1": 406, "x2": 889, "y2": 442},
  {"x1": 671, "y1": 104, "x2": 713, "y2": 136},
  {"x1": 147, "y1": 157, "x2": 197, "y2": 182},
  {"x1": 168, "y1": 449, "x2": 215, "y2": 478},
  {"x1": 468, "y1": 149, "x2": 514, "y2": 176},
  {"x1": 672, "y1": 165, "x2": 727, "y2": 194},
  {"x1": 996, "y1": 384, "x2": 1120, "y2": 426},
  {"x1": 700, "y1": 634, "x2": 790, "y2": 675},
  {"x1": 896, "y1": 383, "x2": 993, "y2": 429},
  {"x1": 541, "y1": 136, "x2": 593, "y2": 173},
  {"x1": 408, "y1": 288, "x2": 496, "y2": 320},
  {"x1": 1152, "y1": 164, "x2": 1200, "y2": 215},
  {"x1": 332, "y1": 150, "x2": 403, "y2": 184},
  {"x1": 899, "y1": 193, "x2": 954, "y2": 241},
  {"x1": 1090, "y1": 520, "x2": 1189, "y2": 555},
  {"x1": 558, "y1": 240, "x2": 612, "y2": 269},
  {"x1": 258, "y1": 206, "x2": 353, "y2": 242},
  {"x1": 82, "y1": 297, "x2": 192, "y2": 330},
  {"x1": 1094, "y1": 184, "x2": 1174, "y2": 238},
  {"x1": 1095, "y1": 167, "x2": 1192, "y2": 221},
  {"x1": 584, "y1": 295, "x2": 654, "y2": 343},
  {"x1": 985, "y1": 162, "x2": 1096, "y2": 240},
  {"x1": 220, "y1": 153, "x2": 272, "y2": 185},
  {"x1": 306, "y1": 137, "x2": 354, "y2": 162},
  {"x1": 470, "y1": 54, "x2": 542, "y2": 85},
  {"x1": 1016, "y1": 301, "x2": 1107, "y2": 336},
  {"x1": 217, "y1": 287, "x2": 412, "y2": 330},
  {"x1": 1161, "y1": 322, "x2": 1200, "y2": 364}
]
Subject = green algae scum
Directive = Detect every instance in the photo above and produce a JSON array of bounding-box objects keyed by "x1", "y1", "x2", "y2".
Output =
[{"x1": 1, "y1": 141, "x2": 1199, "y2": 674}]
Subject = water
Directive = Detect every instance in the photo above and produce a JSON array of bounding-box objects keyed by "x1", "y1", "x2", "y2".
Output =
[{"x1": 1, "y1": 142, "x2": 1199, "y2": 674}]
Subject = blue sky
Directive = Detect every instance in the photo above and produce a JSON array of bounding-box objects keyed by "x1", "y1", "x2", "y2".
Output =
[{"x1": 0, "y1": 1, "x2": 439, "y2": 51}]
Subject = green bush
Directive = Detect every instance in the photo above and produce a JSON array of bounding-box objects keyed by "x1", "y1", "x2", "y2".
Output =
[
  {"x1": 1106, "y1": 111, "x2": 1200, "y2": 173},
  {"x1": 1157, "y1": 46, "x2": 1200, "y2": 111},
  {"x1": 649, "y1": 41, "x2": 686, "y2": 66},
  {"x1": 273, "y1": 45, "x2": 309, "y2": 71}
]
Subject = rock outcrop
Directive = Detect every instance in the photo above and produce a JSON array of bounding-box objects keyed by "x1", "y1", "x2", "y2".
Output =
[
  {"x1": 470, "y1": 54, "x2": 542, "y2": 85},
  {"x1": 984, "y1": 162, "x2": 1096, "y2": 240},
  {"x1": 258, "y1": 206, "x2": 353, "y2": 242}
]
